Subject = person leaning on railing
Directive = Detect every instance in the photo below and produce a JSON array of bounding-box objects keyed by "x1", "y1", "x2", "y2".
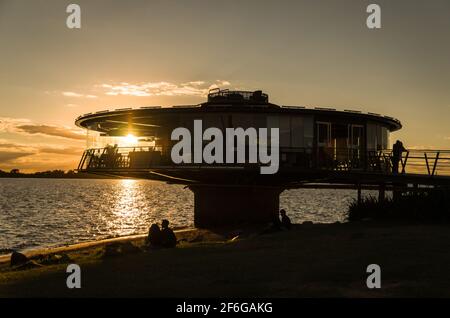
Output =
[{"x1": 392, "y1": 140, "x2": 406, "y2": 174}]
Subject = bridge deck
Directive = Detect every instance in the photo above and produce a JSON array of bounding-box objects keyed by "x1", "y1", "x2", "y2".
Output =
[{"x1": 77, "y1": 147, "x2": 450, "y2": 188}]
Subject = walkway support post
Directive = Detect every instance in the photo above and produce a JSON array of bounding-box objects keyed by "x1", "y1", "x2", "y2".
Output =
[
  {"x1": 357, "y1": 183, "x2": 362, "y2": 205},
  {"x1": 378, "y1": 183, "x2": 385, "y2": 202}
]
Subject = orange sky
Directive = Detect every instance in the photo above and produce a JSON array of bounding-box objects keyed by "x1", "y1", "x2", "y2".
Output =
[{"x1": 1, "y1": 0, "x2": 449, "y2": 172}]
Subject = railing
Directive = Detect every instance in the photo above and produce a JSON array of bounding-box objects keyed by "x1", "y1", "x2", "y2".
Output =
[
  {"x1": 77, "y1": 146, "x2": 450, "y2": 177},
  {"x1": 78, "y1": 146, "x2": 165, "y2": 171},
  {"x1": 207, "y1": 89, "x2": 269, "y2": 104},
  {"x1": 393, "y1": 149, "x2": 450, "y2": 176}
]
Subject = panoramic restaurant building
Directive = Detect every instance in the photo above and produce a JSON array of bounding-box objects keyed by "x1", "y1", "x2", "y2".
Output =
[{"x1": 75, "y1": 89, "x2": 402, "y2": 227}]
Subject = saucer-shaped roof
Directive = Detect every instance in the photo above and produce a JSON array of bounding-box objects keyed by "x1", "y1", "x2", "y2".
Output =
[{"x1": 75, "y1": 90, "x2": 402, "y2": 136}]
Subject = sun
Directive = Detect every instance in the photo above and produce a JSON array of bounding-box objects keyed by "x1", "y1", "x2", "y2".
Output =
[{"x1": 123, "y1": 133, "x2": 138, "y2": 146}]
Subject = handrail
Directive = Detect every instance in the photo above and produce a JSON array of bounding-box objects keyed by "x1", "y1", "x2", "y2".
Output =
[
  {"x1": 207, "y1": 90, "x2": 269, "y2": 104},
  {"x1": 77, "y1": 146, "x2": 450, "y2": 176}
]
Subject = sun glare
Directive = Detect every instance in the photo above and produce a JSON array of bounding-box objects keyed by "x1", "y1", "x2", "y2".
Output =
[{"x1": 123, "y1": 133, "x2": 138, "y2": 146}]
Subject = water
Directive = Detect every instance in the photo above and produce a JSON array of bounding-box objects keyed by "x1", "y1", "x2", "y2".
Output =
[{"x1": 0, "y1": 178, "x2": 369, "y2": 252}]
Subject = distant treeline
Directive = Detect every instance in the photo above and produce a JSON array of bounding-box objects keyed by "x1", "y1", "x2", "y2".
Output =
[{"x1": 0, "y1": 169, "x2": 117, "y2": 179}]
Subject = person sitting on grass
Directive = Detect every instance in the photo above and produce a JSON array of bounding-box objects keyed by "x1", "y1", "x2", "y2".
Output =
[
  {"x1": 280, "y1": 209, "x2": 292, "y2": 230},
  {"x1": 146, "y1": 223, "x2": 162, "y2": 248},
  {"x1": 160, "y1": 219, "x2": 177, "y2": 248},
  {"x1": 271, "y1": 214, "x2": 282, "y2": 231}
]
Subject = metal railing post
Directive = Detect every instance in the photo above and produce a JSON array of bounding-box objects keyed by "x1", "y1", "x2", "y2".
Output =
[{"x1": 432, "y1": 152, "x2": 440, "y2": 176}]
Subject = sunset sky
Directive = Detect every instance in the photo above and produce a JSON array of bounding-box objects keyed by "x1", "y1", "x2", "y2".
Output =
[{"x1": 1, "y1": 0, "x2": 449, "y2": 172}]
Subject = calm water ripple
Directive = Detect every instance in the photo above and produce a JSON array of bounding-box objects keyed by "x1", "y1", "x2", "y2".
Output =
[{"x1": 0, "y1": 178, "x2": 374, "y2": 252}]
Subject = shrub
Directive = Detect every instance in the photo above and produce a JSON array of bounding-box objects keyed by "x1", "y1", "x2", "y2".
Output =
[{"x1": 347, "y1": 188, "x2": 450, "y2": 223}]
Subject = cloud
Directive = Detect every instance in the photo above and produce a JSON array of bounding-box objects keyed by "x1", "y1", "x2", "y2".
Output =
[
  {"x1": 0, "y1": 117, "x2": 31, "y2": 132},
  {"x1": 0, "y1": 151, "x2": 81, "y2": 172},
  {"x1": 1, "y1": 117, "x2": 85, "y2": 141},
  {"x1": 0, "y1": 151, "x2": 34, "y2": 162},
  {"x1": 39, "y1": 146, "x2": 84, "y2": 156},
  {"x1": 182, "y1": 81, "x2": 205, "y2": 86},
  {"x1": 0, "y1": 139, "x2": 83, "y2": 156},
  {"x1": 215, "y1": 80, "x2": 231, "y2": 87},
  {"x1": 0, "y1": 118, "x2": 85, "y2": 171},
  {"x1": 15, "y1": 124, "x2": 85, "y2": 140},
  {"x1": 62, "y1": 91, "x2": 83, "y2": 97},
  {"x1": 99, "y1": 80, "x2": 232, "y2": 97},
  {"x1": 0, "y1": 141, "x2": 84, "y2": 172},
  {"x1": 0, "y1": 141, "x2": 35, "y2": 155},
  {"x1": 0, "y1": 142, "x2": 23, "y2": 149},
  {"x1": 0, "y1": 140, "x2": 35, "y2": 165},
  {"x1": 62, "y1": 91, "x2": 97, "y2": 98}
]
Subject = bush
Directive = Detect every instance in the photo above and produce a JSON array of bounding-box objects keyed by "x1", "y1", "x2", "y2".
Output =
[{"x1": 347, "y1": 188, "x2": 450, "y2": 223}]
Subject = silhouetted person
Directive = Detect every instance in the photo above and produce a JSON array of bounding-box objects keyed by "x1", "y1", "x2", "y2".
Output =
[
  {"x1": 160, "y1": 219, "x2": 177, "y2": 248},
  {"x1": 147, "y1": 223, "x2": 162, "y2": 248},
  {"x1": 280, "y1": 209, "x2": 292, "y2": 230},
  {"x1": 271, "y1": 212, "x2": 282, "y2": 230},
  {"x1": 392, "y1": 140, "x2": 406, "y2": 174}
]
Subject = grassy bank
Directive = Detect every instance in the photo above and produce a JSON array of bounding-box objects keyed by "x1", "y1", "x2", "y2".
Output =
[{"x1": 2, "y1": 222, "x2": 450, "y2": 297}]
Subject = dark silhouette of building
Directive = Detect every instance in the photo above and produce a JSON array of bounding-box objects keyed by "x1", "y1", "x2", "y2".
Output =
[{"x1": 75, "y1": 89, "x2": 403, "y2": 227}]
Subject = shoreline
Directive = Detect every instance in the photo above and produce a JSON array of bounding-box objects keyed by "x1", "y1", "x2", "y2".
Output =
[
  {"x1": 0, "y1": 227, "x2": 202, "y2": 265},
  {"x1": 3, "y1": 222, "x2": 450, "y2": 297}
]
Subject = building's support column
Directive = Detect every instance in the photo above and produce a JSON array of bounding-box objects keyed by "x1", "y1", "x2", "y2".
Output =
[{"x1": 189, "y1": 185, "x2": 283, "y2": 228}]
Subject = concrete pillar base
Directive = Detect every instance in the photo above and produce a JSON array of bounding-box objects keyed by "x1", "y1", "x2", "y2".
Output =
[{"x1": 189, "y1": 185, "x2": 283, "y2": 228}]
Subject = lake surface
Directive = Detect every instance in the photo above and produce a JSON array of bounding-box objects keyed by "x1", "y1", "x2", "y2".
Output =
[{"x1": 0, "y1": 178, "x2": 373, "y2": 252}]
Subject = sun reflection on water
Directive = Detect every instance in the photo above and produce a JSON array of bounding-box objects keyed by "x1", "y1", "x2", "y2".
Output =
[
  {"x1": 109, "y1": 179, "x2": 144, "y2": 236},
  {"x1": 88, "y1": 179, "x2": 195, "y2": 240}
]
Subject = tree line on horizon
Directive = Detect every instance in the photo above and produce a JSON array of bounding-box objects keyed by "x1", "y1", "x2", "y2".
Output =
[{"x1": 0, "y1": 169, "x2": 114, "y2": 179}]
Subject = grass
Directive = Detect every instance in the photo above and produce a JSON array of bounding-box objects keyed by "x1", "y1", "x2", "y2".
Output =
[
  {"x1": 347, "y1": 188, "x2": 450, "y2": 222},
  {"x1": 3, "y1": 223, "x2": 450, "y2": 297}
]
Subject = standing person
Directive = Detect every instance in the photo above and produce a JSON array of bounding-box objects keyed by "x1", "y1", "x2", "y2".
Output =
[
  {"x1": 392, "y1": 140, "x2": 406, "y2": 174},
  {"x1": 280, "y1": 209, "x2": 292, "y2": 230},
  {"x1": 160, "y1": 219, "x2": 177, "y2": 248}
]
